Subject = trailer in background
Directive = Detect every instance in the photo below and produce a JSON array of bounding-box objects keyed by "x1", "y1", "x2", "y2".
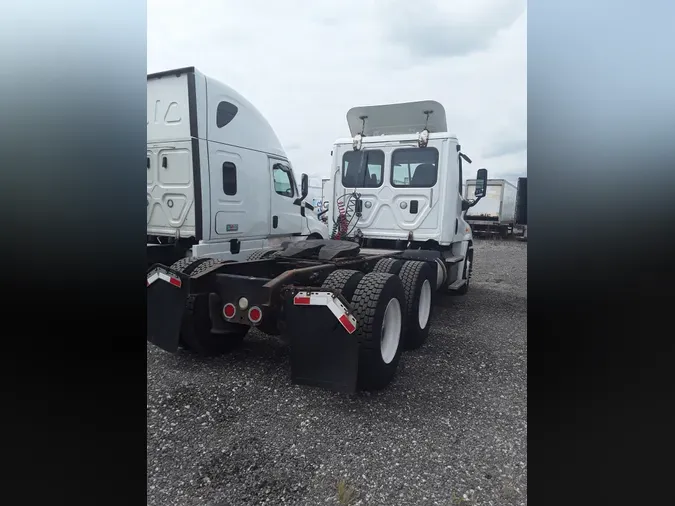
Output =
[
  {"x1": 515, "y1": 177, "x2": 527, "y2": 241},
  {"x1": 464, "y1": 179, "x2": 517, "y2": 238}
]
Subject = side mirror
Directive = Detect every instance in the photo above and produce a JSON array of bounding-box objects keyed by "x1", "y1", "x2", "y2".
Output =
[
  {"x1": 474, "y1": 168, "x2": 488, "y2": 198},
  {"x1": 301, "y1": 173, "x2": 309, "y2": 200},
  {"x1": 294, "y1": 173, "x2": 310, "y2": 206}
]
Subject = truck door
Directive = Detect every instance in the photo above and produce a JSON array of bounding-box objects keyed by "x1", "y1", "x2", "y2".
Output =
[
  {"x1": 207, "y1": 145, "x2": 270, "y2": 241},
  {"x1": 269, "y1": 158, "x2": 302, "y2": 236},
  {"x1": 385, "y1": 145, "x2": 441, "y2": 232}
]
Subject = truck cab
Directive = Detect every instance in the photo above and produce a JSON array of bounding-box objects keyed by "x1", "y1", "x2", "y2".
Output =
[
  {"x1": 147, "y1": 67, "x2": 327, "y2": 265},
  {"x1": 327, "y1": 100, "x2": 488, "y2": 293}
]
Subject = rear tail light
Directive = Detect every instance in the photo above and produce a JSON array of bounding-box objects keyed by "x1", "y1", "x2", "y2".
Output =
[
  {"x1": 248, "y1": 306, "x2": 262, "y2": 324},
  {"x1": 223, "y1": 303, "x2": 236, "y2": 319}
]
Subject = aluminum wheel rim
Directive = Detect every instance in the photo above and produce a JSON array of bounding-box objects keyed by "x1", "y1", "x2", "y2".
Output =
[
  {"x1": 418, "y1": 280, "x2": 432, "y2": 329},
  {"x1": 380, "y1": 298, "x2": 402, "y2": 364}
]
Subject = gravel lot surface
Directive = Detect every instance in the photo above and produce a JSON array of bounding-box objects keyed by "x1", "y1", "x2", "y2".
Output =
[{"x1": 147, "y1": 239, "x2": 527, "y2": 506}]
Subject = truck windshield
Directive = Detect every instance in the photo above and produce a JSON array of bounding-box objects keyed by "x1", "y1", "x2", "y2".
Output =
[
  {"x1": 342, "y1": 150, "x2": 384, "y2": 188},
  {"x1": 391, "y1": 147, "x2": 439, "y2": 188}
]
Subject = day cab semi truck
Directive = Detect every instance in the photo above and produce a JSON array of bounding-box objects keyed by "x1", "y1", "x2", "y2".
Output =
[
  {"x1": 147, "y1": 76, "x2": 488, "y2": 393},
  {"x1": 326, "y1": 101, "x2": 489, "y2": 295}
]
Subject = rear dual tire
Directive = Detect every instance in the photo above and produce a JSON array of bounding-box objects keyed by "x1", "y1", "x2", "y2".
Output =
[
  {"x1": 398, "y1": 261, "x2": 436, "y2": 350},
  {"x1": 325, "y1": 261, "x2": 436, "y2": 390},
  {"x1": 349, "y1": 272, "x2": 407, "y2": 391},
  {"x1": 371, "y1": 258, "x2": 404, "y2": 275},
  {"x1": 321, "y1": 269, "x2": 364, "y2": 302}
]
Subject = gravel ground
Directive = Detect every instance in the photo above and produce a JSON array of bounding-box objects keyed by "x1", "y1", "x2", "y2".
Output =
[{"x1": 147, "y1": 238, "x2": 527, "y2": 506}]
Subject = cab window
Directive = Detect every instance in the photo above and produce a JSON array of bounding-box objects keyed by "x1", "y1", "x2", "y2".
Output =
[
  {"x1": 391, "y1": 147, "x2": 439, "y2": 188},
  {"x1": 341, "y1": 150, "x2": 384, "y2": 188},
  {"x1": 273, "y1": 163, "x2": 294, "y2": 197}
]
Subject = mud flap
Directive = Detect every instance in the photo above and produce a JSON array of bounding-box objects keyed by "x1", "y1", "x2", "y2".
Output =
[
  {"x1": 284, "y1": 291, "x2": 359, "y2": 393},
  {"x1": 146, "y1": 265, "x2": 190, "y2": 352}
]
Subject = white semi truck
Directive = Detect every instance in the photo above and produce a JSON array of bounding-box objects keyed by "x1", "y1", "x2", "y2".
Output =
[
  {"x1": 326, "y1": 100, "x2": 489, "y2": 295},
  {"x1": 147, "y1": 86, "x2": 488, "y2": 394},
  {"x1": 146, "y1": 67, "x2": 327, "y2": 267}
]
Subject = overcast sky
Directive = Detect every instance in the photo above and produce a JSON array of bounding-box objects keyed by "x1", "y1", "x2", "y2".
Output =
[{"x1": 148, "y1": 0, "x2": 526, "y2": 184}]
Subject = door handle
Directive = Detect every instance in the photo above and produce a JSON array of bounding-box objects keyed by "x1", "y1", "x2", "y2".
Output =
[
  {"x1": 273, "y1": 216, "x2": 278, "y2": 229},
  {"x1": 410, "y1": 200, "x2": 419, "y2": 214}
]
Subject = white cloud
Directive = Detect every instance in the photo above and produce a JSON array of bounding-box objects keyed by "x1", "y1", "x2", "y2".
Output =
[{"x1": 148, "y1": 0, "x2": 526, "y2": 183}]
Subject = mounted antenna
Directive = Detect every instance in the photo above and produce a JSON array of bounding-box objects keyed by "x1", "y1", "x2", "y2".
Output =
[
  {"x1": 353, "y1": 115, "x2": 368, "y2": 150},
  {"x1": 359, "y1": 115, "x2": 368, "y2": 135},
  {"x1": 423, "y1": 110, "x2": 433, "y2": 129}
]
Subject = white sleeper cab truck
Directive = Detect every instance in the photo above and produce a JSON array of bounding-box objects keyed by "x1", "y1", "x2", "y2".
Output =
[
  {"x1": 147, "y1": 67, "x2": 327, "y2": 267},
  {"x1": 327, "y1": 101, "x2": 489, "y2": 295}
]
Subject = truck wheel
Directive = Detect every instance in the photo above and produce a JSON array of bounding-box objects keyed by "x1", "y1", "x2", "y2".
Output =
[
  {"x1": 398, "y1": 261, "x2": 435, "y2": 350},
  {"x1": 351, "y1": 273, "x2": 407, "y2": 390},
  {"x1": 169, "y1": 258, "x2": 248, "y2": 356},
  {"x1": 451, "y1": 248, "x2": 473, "y2": 296},
  {"x1": 321, "y1": 269, "x2": 365, "y2": 302},
  {"x1": 372, "y1": 258, "x2": 404, "y2": 275},
  {"x1": 247, "y1": 248, "x2": 279, "y2": 261},
  {"x1": 169, "y1": 256, "x2": 199, "y2": 272}
]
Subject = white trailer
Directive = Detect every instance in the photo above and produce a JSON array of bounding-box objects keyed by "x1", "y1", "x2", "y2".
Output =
[
  {"x1": 464, "y1": 179, "x2": 517, "y2": 238},
  {"x1": 146, "y1": 67, "x2": 327, "y2": 266}
]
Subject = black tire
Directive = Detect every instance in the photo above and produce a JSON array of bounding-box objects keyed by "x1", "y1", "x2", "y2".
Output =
[
  {"x1": 351, "y1": 273, "x2": 407, "y2": 391},
  {"x1": 372, "y1": 258, "x2": 404, "y2": 275},
  {"x1": 321, "y1": 269, "x2": 365, "y2": 303},
  {"x1": 188, "y1": 258, "x2": 224, "y2": 277},
  {"x1": 169, "y1": 257, "x2": 247, "y2": 356},
  {"x1": 168, "y1": 256, "x2": 202, "y2": 273},
  {"x1": 247, "y1": 249, "x2": 278, "y2": 261},
  {"x1": 398, "y1": 261, "x2": 436, "y2": 350},
  {"x1": 451, "y1": 247, "x2": 473, "y2": 296}
]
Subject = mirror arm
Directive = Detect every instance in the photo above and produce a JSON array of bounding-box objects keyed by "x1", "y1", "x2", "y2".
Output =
[{"x1": 462, "y1": 197, "x2": 482, "y2": 211}]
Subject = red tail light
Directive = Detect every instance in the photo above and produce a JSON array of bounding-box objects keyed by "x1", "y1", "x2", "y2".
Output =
[
  {"x1": 223, "y1": 303, "x2": 236, "y2": 319},
  {"x1": 248, "y1": 306, "x2": 262, "y2": 324}
]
